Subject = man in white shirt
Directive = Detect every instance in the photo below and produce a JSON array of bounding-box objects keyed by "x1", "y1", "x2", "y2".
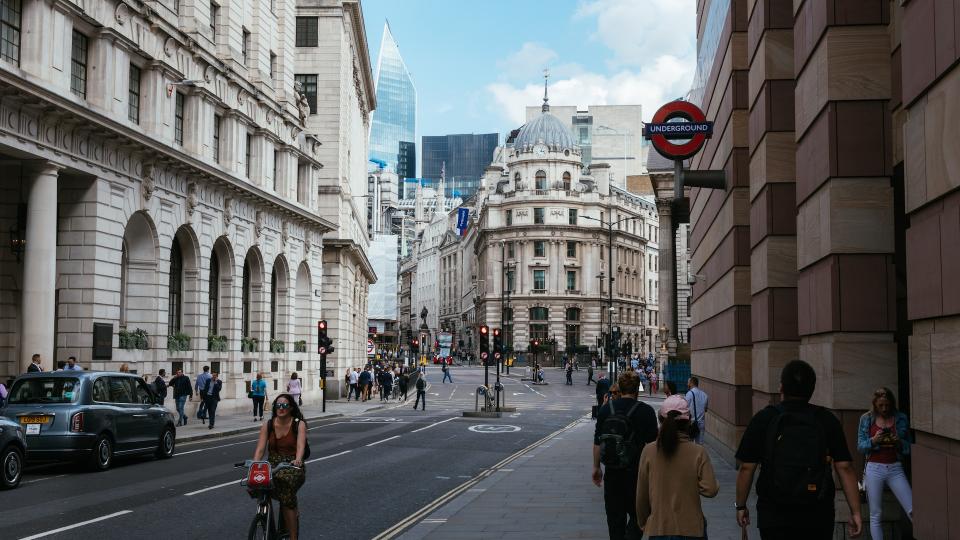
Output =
[
  {"x1": 684, "y1": 376, "x2": 709, "y2": 444},
  {"x1": 348, "y1": 368, "x2": 359, "y2": 401}
]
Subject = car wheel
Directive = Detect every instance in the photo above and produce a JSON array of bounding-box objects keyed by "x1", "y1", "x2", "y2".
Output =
[
  {"x1": 89, "y1": 434, "x2": 113, "y2": 471},
  {"x1": 155, "y1": 427, "x2": 175, "y2": 459},
  {"x1": 0, "y1": 445, "x2": 23, "y2": 490}
]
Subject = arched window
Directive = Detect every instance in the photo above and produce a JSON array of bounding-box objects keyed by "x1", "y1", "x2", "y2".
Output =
[
  {"x1": 242, "y1": 259, "x2": 251, "y2": 337},
  {"x1": 514, "y1": 172, "x2": 521, "y2": 185},
  {"x1": 270, "y1": 269, "x2": 278, "y2": 340},
  {"x1": 168, "y1": 240, "x2": 183, "y2": 333},
  {"x1": 535, "y1": 170, "x2": 547, "y2": 190},
  {"x1": 208, "y1": 250, "x2": 220, "y2": 335},
  {"x1": 562, "y1": 171, "x2": 571, "y2": 191}
]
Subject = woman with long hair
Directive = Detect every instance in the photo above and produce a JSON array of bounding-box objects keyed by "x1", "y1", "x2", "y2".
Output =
[
  {"x1": 857, "y1": 387, "x2": 912, "y2": 539},
  {"x1": 252, "y1": 394, "x2": 307, "y2": 540},
  {"x1": 636, "y1": 394, "x2": 719, "y2": 539}
]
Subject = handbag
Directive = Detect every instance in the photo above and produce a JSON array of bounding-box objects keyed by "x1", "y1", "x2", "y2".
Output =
[{"x1": 247, "y1": 390, "x2": 254, "y2": 399}]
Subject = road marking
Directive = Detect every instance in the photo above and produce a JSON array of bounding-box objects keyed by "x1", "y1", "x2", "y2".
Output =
[
  {"x1": 421, "y1": 518, "x2": 447, "y2": 524},
  {"x1": 184, "y1": 478, "x2": 240, "y2": 497},
  {"x1": 435, "y1": 476, "x2": 450, "y2": 480},
  {"x1": 449, "y1": 387, "x2": 457, "y2": 400},
  {"x1": 19, "y1": 510, "x2": 133, "y2": 540},
  {"x1": 305, "y1": 449, "x2": 351, "y2": 464},
  {"x1": 523, "y1": 384, "x2": 546, "y2": 398},
  {"x1": 410, "y1": 416, "x2": 456, "y2": 433},
  {"x1": 177, "y1": 439, "x2": 255, "y2": 455},
  {"x1": 21, "y1": 473, "x2": 67, "y2": 485},
  {"x1": 366, "y1": 435, "x2": 400, "y2": 447},
  {"x1": 468, "y1": 424, "x2": 521, "y2": 433}
]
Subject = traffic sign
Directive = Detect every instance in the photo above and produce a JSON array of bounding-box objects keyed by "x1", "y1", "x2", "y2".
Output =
[
  {"x1": 643, "y1": 100, "x2": 713, "y2": 161},
  {"x1": 468, "y1": 425, "x2": 521, "y2": 433},
  {"x1": 367, "y1": 339, "x2": 375, "y2": 355},
  {"x1": 481, "y1": 351, "x2": 488, "y2": 360}
]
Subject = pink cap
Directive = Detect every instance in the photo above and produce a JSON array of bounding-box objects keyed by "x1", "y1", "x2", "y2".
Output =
[{"x1": 660, "y1": 394, "x2": 691, "y2": 420}]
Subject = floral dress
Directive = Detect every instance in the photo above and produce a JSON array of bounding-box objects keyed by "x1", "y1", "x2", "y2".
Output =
[{"x1": 268, "y1": 420, "x2": 306, "y2": 509}]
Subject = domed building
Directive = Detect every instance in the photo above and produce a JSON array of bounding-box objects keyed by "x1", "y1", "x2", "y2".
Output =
[{"x1": 473, "y1": 89, "x2": 660, "y2": 364}]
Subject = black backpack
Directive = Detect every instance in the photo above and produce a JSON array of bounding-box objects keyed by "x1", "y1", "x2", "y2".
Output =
[
  {"x1": 268, "y1": 418, "x2": 311, "y2": 461},
  {"x1": 598, "y1": 401, "x2": 642, "y2": 469},
  {"x1": 416, "y1": 377, "x2": 426, "y2": 391},
  {"x1": 759, "y1": 405, "x2": 831, "y2": 506}
]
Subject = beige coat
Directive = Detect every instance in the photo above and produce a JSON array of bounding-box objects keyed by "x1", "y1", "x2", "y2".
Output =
[{"x1": 635, "y1": 434, "x2": 720, "y2": 537}]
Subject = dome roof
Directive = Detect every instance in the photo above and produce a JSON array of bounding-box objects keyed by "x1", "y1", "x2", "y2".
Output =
[{"x1": 514, "y1": 111, "x2": 578, "y2": 151}]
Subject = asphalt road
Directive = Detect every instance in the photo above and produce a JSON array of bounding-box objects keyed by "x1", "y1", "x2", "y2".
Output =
[{"x1": 0, "y1": 366, "x2": 602, "y2": 540}]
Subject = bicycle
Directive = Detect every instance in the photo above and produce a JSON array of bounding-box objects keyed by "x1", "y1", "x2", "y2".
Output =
[{"x1": 236, "y1": 459, "x2": 301, "y2": 540}]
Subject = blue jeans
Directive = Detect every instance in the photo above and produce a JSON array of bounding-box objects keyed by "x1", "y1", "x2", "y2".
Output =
[
  {"x1": 866, "y1": 461, "x2": 913, "y2": 540},
  {"x1": 175, "y1": 396, "x2": 188, "y2": 425},
  {"x1": 442, "y1": 371, "x2": 453, "y2": 383}
]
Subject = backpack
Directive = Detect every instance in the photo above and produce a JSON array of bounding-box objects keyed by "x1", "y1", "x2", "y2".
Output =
[
  {"x1": 759, "y1": 405, "x2": 831, "y2": 506},
  {"x1": 269, "y1": 418, "x2": 311, "y2": 461},
  {"x1": 598, "y1": 401, "x2": 642, "y2": 469},
  {"x1": 416, "y1": 377, "x2": 426, "y2": 391}
]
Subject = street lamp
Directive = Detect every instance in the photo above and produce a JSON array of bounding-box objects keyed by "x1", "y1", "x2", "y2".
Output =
[{"x1": 583, "y1": 212, "x2": 642, "y2": 381}]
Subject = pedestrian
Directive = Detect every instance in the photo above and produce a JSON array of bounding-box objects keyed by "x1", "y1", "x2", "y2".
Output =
[
  {"x1": 203, "y1": 371, "x2": 223, "y2": 430},
  {"x1": 684, "y1": 377, "x2": 709, "y2": 444},
  {"x1": 250, "y1": 372, "x2": 267, "y2": 421},
  {"x1": 27, "y1": 354, "x2": 43, "y2": 372},
  {"x1": 153, "y1": 369, "x2": 167, "y2": 407},
  {"x1": 413, "y1": 375, "x2": 426, "y2": 410},
  {"x1": 858, "y1": 387, "x2": 912, "y2": 540},
  {"x1": 649, "y1": 371, "x2": 658, "y2": 396},
  {"x1": 635, "y1": 394, "x2": 719, "y2": 539},
  {"x1": 287, "y1": 372, "x2": 303, "y2": 406},
  {"x1": 595, "y1": 373, "x2": 611, "y2": 407},
  {"x1": 196, "y1": 365, "x2": 211, "y2": 424},
  {"x1": 63, "y1": 356, "x2": 83, "y2": 371},
  {"x1": 378, "y1": 369, "x2": 392, "y2": 401},
  {"x1": 592, "y1": 370, "x2": 659, "y2": 540},
  {"x1": 119, "y1": 363, "x2": 130, "y2": 373},
  {"x1": 442, "y1": 361, "x2": 453, "y2": 383},
  {"x1": 735, "y1": 360, "x2": 863, "y2": 539},
  {"x1": 344, "y1": 369, "x2": 352, "y2": 400},
  {"x1": 587, "y1": 363, "x2": 595, "y2": 385},
  {"x1": 399, "y1": 371, "x2": 410, "y2": 401},
  {"x1": 167, "y1": 369, "x2": 192, "y2": 426},
  {"x1": 359, "y1": 368, "x2": 372, "y2": 401},
  {"x1": 566, "y1": 362, "x2": 574, "y2": 385},
  {"x1": 0, "y1": 379, "x2": 7, "y2": 408},
  {"x1": 251, "y1": 394, "x2": 307, "y2": 540}
]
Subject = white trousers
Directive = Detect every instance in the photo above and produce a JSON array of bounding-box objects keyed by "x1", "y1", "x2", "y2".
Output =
[{"x1": 865, "y1": 461, "x2": 913, "y2": 540}]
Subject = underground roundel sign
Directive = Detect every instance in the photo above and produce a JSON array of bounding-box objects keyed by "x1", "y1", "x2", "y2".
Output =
[{"x1": 642, "y1": 100, "x2": 713, "y2": 161}]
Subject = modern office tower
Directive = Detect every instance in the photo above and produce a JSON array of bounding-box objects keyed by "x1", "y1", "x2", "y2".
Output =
[
  {"x1": 421, "y1": 133, "x2": 499, "y2": 199},
  {"x1": 369, "y1": 21, "x2": 417, "y2": 174},
  {"x1": 398, "y1": 140, "x2": 417, "y2": 182}
]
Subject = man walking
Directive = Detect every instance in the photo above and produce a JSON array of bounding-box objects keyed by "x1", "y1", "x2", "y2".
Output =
[
  {"x1": 684, "y1": 376, "x2": 709, "y2": 444},
  {"x1": 359, "y1": 368, "x2": 372, "y2": 401},
  {"x1": 413, "y1": 375, "x2": 426, "y2": 410},
  {"x1": 348, "y1": 368, "x2": 359, "y2": 401},
  {"x1": 595, "y1": 372, "x2": 611, "y2": 407},
  {"x1": 195, "y1": 365, "x2": 211, "y2": 424},
  {"x1": 202, "y1": 371, "x2": 223, "y2": 430},
  {"x1": 153, "y1": 369, "x2": 168, "y2": 407},
  {"x1": 587, "y1": 362, "x2": 595, "y2": 385},
  {"x1": 735, "y1": 360, "x2": 863, "y2": 539},
  {"x1": 441, "y1": 361, "x2": 453, "y2": 383},
  {"x1": 167, "y1": 369, "x2": 192, "y2": 426},
  {"x1": 592, "y1": 370, "x2": 658, "y2": 540},
  {"x1": 566, "y1": 362, "x2": 574, "y2": 385}
]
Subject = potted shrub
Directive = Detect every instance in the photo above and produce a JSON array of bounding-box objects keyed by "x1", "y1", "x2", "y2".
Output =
[
  {"x1": 294, "y1": 340, "x2": 307, "y2": 353},
  {"x1": 270, "y1": 339, "x2": 285, "y2": 353},
  {"x1": 167, "y1": 332, "x2": 191, "y2": 352},
  {"x1": 241, "y1": 336, "x2": 259, "y2": 353},
  {"x1": 119, "y1": 328, "x2": 149, "y2": 350},
  {"x1": 208, "y1": 334, "x2": 228, "y2": 352}
]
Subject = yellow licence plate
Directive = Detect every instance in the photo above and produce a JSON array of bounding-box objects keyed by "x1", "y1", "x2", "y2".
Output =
[{"x1": 19, "y1": 416, "x2": 52, "y2": 424}]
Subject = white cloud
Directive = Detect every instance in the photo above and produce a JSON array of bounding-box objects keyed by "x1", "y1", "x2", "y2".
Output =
[
  {"x1": 495, "y1": 42, "x2": 558, "y2": 81},
  {"x1": 575, "y1": 0, "x2": 697, "y2": 69}
]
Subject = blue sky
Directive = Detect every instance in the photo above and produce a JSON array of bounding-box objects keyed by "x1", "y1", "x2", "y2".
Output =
[{"x1": 361, "y1": 0, "x2": 697, "y2": 141}]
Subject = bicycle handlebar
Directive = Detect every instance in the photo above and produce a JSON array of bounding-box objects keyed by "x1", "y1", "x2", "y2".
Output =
[{"x1": 235, "y1": 459, "x2": 302, "y2": 471}]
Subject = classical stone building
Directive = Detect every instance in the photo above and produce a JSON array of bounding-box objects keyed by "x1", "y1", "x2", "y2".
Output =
[
  {"x1": 686, "y1": 1, "x2": 960, "y2": 535},
  {"x1": 475, "y1": 95, "x2": 660, "y2": 363},
  {"x1": 0, "y1": 0, "x2": 374, "y2": 407}
]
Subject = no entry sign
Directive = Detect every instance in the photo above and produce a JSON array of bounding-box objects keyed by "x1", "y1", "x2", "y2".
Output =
[{"x1": 643, "y1": 100, "x2": 713, "y2": 161}]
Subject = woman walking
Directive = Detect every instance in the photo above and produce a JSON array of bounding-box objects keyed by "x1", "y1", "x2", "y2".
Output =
[
  {"x1": 636, "y1": 394, "x2": 719, "y2": 539},
  {"x1": 857, "y1": 387, "x2": 912, "y2": 539},
  {"x1": 251, "y1": 394, "x2": 307, "y2": 540},
  {"x1": 287, "y1": 372, "x2": 303, "y2": 406},
  {"x1": 250, "y1": 372, "x2": 267, "y2": 421}
]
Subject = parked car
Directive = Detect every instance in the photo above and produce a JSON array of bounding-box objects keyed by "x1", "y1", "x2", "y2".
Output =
[
  {"x1": 0, "y1": 416, "x2": 26, "y2": 489},
  {"x1": 2, "y1": 371, "x2": 176, "y2": 471}
]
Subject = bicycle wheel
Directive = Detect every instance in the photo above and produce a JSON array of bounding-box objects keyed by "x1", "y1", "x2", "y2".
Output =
[{"x1": 248, "y1": 514, "x2": 268, "y2": 540}]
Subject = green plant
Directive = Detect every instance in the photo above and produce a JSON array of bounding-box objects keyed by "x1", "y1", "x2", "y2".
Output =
[
  {"x1": 119, "y1": 328, "x2": 149, "y2": 350},
  {"x1": 166, "y1": 332, "x2": 191, "y2": 352},
  {"x1": 241, "y1": 336, "x2": 259, "y2": 353},
  {"x1": 208, "y1": 334, "x2": 228, "y2": 352},
  {"x1": 270, "y1": 339, "x2": 285, "y2": 353},
  {"x1": 294, "y1": 340, "x2": 307, "y2": 353}
]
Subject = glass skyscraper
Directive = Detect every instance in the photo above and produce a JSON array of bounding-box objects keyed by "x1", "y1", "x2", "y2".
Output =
[
  {"x1": 369, "y1": 22, "x2": 416, "y2": 177},
  {"x1": 421, "y1": 133, "x2": 499, "y2": 200}
]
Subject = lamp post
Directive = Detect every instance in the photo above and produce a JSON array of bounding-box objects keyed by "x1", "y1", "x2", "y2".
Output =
[{"x1": 583, "y1": 213, "x2": 642, "y2": 382}]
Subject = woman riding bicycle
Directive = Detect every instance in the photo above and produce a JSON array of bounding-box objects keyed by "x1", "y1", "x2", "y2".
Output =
[{"x1": 252, "y1": 394, "x2": 307, "y2": 540}]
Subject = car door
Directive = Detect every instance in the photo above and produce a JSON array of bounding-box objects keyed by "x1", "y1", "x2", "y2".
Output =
[
  {"x1": 108, "y1": 376, "x2": 138, "y2": 451},
  {"x1": 132, "y1": 379, "x2": 164, "y2": 447}
]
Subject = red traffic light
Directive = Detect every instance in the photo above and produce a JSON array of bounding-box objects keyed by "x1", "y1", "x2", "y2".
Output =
[
  {"x1": 413, "y1": 339, "x2": 419, "y2": 345},
  {"x1": 533, "y1": 339, "x2": 540, "y2": 346},
  {"x1": 479, "y1": 325, "x2": 489, "y2": 335},
  {"x1": 493, "y1": 328, "x2": 501, "y2": 337},
  {"x1": 318, "y1": 320, "x2": 327, "y2": 331}
]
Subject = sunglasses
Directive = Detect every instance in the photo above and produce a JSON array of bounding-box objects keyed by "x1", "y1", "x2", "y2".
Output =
[{"x1": 276, "y1": 403, "x2": 291, "y2": 410}]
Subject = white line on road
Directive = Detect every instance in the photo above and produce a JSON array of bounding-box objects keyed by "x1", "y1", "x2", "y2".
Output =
[
  {"x1": 184, "y1": 478, "x2": 240, "y2": 497},
  {"x1": 366, "y1": 435, "x2": 400, "y2": 447},
  {"x1": 21, "y1": 473, "x2": 67, "y2": 485},
  {"x1": 410, "y1": 416, "x2": 457, "y2": 433},
  {"x1": 523, "y1": 384, "x2": 546, "y2": 398},
  {"x1": 177, "y1": 439, "x2": 256, "y2": 455},
  {"x1": 19, "y1": 510, "x2": 133, "y2": 540},
  {"x1": 305, "y1": 449, "x2": 352, "y2": 464}
]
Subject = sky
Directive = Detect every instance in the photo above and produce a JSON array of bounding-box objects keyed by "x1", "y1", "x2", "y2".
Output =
[{"x1": 361, "y1": 0, "x2": 698, "y2": 142}]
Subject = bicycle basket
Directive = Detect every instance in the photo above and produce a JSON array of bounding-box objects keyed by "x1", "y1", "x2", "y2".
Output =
[{"x1": 246, "y1": 461, "x2": 273, "y2": 491}]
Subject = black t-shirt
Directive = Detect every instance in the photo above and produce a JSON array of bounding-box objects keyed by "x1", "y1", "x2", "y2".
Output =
[
  {"x1": 593, "y1": 397, "x2": 659, "y2": 460},
  {"x1": 735, "y1": 400, "x2": 853, "y2": 528}
]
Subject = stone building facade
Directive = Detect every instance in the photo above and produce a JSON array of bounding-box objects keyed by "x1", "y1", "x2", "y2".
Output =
[
  {"x1": 0, "y1": 0, "x2": 374, "y2": 408},
  {"x1": 687, "y1": 0, "x2": 960, "y2": 536}
]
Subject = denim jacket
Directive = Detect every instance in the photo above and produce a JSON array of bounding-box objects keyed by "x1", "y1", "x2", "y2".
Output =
[{"x1": 857, "y1": 411, "x2": 911, "y2": 461}]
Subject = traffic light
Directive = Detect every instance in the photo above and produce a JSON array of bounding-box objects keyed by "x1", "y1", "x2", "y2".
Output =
[
  {"x1": 479, "y1": 325, "x2": 490, "y2": 364},
  {"x1": 317, "y1": 320, "x2": 335, "y2": 355},
  {"x1": 492, "y1": 328, "x2": 502, "y2": 362}
]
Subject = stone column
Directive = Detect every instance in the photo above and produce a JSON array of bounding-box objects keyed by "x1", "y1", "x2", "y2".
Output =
[
  {"x1": 21, "y1": 162, "x2": 62, "y2": 371},
  {"x1": 657, "y1": 201, "x2": 675, "y2": 348}
]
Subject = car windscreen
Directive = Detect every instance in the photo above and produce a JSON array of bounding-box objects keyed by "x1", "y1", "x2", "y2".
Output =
[{"x1": 8, "y1": 378, "x2": 81, "y2": 404}]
